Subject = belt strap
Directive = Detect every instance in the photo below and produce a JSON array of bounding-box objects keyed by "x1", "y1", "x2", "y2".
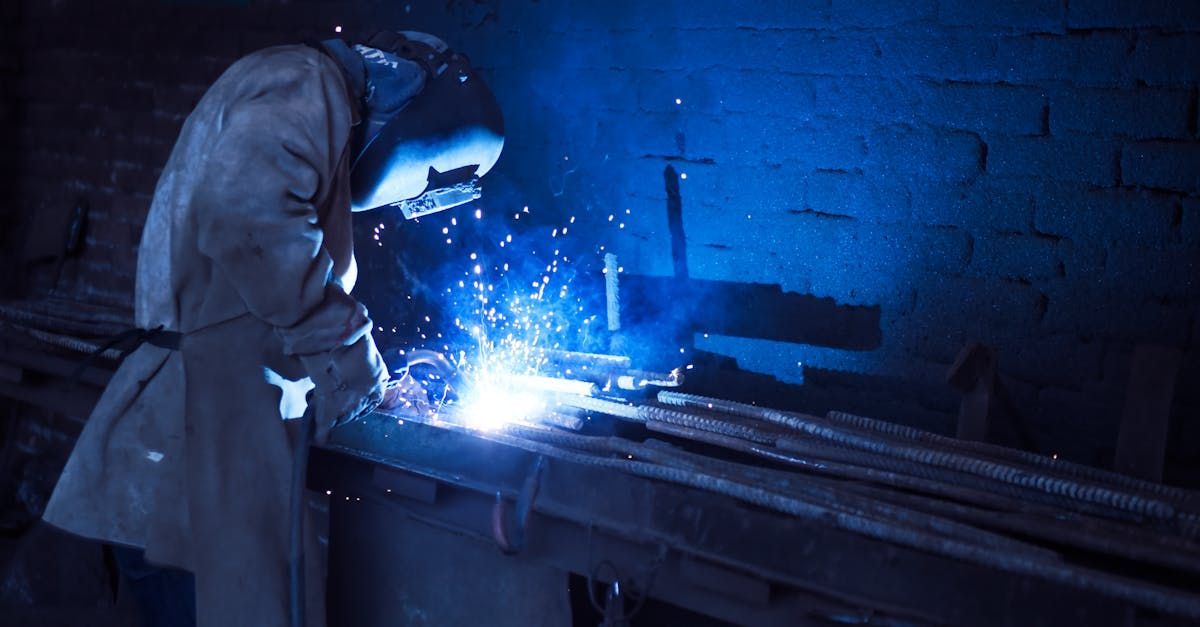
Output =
[{"x1": 72, "y1": 325, "x2": 183, "y2": 381}]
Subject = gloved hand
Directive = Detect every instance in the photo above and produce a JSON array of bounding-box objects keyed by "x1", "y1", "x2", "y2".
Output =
[
  {"x1": 300, "y1": 333, "x2": 388, "y2": 444},
  {"x1": 378, "y1": 373, "x2": 432, "y2": 414}
]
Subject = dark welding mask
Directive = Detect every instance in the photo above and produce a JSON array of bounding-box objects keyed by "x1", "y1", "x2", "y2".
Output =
[{"x1": 350, "y1": 31, "x2": 505, "y2": 217}]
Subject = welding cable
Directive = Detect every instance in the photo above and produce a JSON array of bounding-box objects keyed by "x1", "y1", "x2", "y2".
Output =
[
  {"x1": 472, "y1": 427, "x2": 1200, "y2": 620},
  {"x1": 287, "y1": 409, "x2": 315, "y2": 627},
  {"x1": 654, "y1": 393, "x2": 1183, "y2": 523},
  {"x1": 659, "y1": 391, "x2": 1199, "y2": 513},
  {"x1": 647, "y1": 420, "x2": 1200, "y2": 577},
  {"x1": 500, "y1": 423, "x2": 1061, "y2": 560}
]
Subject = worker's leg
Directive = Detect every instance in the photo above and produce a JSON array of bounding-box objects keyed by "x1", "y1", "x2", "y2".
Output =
[{"x1": 111, "y1": 545, "x2": 196, "y2": 627}]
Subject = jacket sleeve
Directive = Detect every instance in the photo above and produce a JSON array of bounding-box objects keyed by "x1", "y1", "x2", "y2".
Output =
[{"x1": 194, "y1": 101, "x2": 387, "y2": 439}]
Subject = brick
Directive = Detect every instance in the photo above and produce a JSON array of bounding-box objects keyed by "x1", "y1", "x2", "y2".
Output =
[
  {"x1": 673, "y1": 163, "x2": 802, "y2": 216},
  {"x1": 968, "y1": 233, "x2": 1063, "y2": 282},
  {"x1": 798, "y1": 221, "x2": 972, "y2": 292},
  {"x1": 812, "y1": 78, "x2": 1045, "y2": 135},
  {"x1": 1032, "y1": 183, "x2": 1179, "y2": 247},
  {"x1": 1050, "y1": 88, "x2": 1192, "y2": 139},
  {"x1": 910, "y1": 180, "x2": 1033, "y2": 233},
  {"x1": 714, "y1": 0, "x2": 833, "y2": 29},
  {"x1": 633, "y1": 69, "x2": 725, "y2": 117},
  {"x1": 712, "y1": 70, "x2": 816, "y2": 119},
  {"x1": 804, "y1": 170, "x2": 909, "y2": 223},
  {"x1": 939, "y1": 0, "x2": 1065, "y2": 33},
  {"x1": 1130, "y1": 34, "x2": 1200, "y2": 87},
  {"x1": 153, "y1": 84, "x2": 208, "y2": 117},
  {"x1": 1067, "y1": 0, "x2": 1200, "y2": 30},
  {"x1": 603, "y1": 29, "x2": 790, "y2": 73},
  {"x1": 684, "y1": 116, "x2": 869, "y2": 172},
  {"x1": 988, "y1": 136, "x2": 1119, "y2": 186},
  {"x1": 1183, "y1": 198, "x2": 1200, "y2": 247},
  {"x1": 1106, "y1": 245, "x2": 1198, "y2": 301},
  {"x1": 995, "y1": 334, "x2": 1105, "y2": 388},
  {"x1": 766, "y1": 31, "x2": 882, "y2": 77},
  {"x1": 595, "y1": 0, "x2": 833, "y2": 30},
  {"x1": 830, "y1": 0, "x2": 935, "y2": 27},
  {"x1": 995, "y1": 33, "x2": 1132, "y2": 87},
  {"x1": 1121, "y1": 141, "x2": 1200, "y2": 192},
  {"x1": 901, "y1": 275, "x2": 1047, "y2": 354},
  {"x1": 866, "y1": 126, "x2": 985, "y2": 184},
  {"x1": 880, "y1": 33, "x2": 998, "y2": 83},
  {"x1": 1043, "y1": 283, "x2": 1194, "y2": 343},
  {"x1": 594, "y1": 111, "x2": 678, "y2": 157}
]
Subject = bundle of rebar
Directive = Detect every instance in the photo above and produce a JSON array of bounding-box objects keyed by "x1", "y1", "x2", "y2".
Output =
[{"x1": 390, "y1": 385, "x2": 1200, "y2": 620}]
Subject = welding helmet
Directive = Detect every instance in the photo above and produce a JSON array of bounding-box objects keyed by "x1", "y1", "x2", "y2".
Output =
[{"x1": 350, "y1": 31, "x2": 505, "y2": 217}]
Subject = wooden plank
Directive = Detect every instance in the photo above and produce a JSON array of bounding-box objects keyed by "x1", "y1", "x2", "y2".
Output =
[
  {"x1": 1114, "y1": 344, "x2": 1183, "y2": 482},
  {"x1": 947, "y1": 343, "x2": 996, "y2": 442}
]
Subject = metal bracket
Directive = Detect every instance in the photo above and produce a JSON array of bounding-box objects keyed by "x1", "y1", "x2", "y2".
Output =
[{"x1": 491, "y1": 455, "x2": 546, "y2": 554}]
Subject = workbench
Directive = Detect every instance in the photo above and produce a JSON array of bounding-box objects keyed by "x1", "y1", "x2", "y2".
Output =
[{"x1": 2, "y1": 304, "x2": 1200, "y2": 626}]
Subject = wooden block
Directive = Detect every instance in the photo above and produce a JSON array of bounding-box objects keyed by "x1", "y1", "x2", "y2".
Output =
[
  {"x1": 947, "y1": 343, "x2": 996, "y2": 442},
  {"x1": 1114, "y1": 344, "x2": 1183, "y2": 482}
]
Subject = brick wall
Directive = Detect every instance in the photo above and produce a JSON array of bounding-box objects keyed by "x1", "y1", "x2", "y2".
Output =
[
  {"x1": 6, "y1": 1, "x2": 1199, "y2": 479},
  {"x1": 0, "y1": 2, "x2": 20, "y2": 295}
]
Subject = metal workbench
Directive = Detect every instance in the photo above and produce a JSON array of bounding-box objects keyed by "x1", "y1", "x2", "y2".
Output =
[
  {"x1": 2, "y1": 302, "x2": 1200, "y2": 626},
  {"x1": 314, "y1": 409, "x2": 1200, "y2": 626}
]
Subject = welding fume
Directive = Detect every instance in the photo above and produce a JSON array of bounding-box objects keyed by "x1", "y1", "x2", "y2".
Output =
[{"x1": 41, "y1": 31, "x2": 504, "y2": 627}]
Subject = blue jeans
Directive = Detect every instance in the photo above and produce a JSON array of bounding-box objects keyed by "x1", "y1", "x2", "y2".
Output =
[{"x1": 111, "y1": 545, "x2": 197, "y2": 627}]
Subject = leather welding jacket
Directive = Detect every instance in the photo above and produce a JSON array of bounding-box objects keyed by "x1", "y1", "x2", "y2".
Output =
[{"x1": 43, "y1": 44, "x2": 385, "y2": 627}]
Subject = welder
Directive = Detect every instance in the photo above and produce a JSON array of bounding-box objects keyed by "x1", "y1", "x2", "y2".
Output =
[{"x1": 41, "y1": 31, "x2": 503, "y2": 627}]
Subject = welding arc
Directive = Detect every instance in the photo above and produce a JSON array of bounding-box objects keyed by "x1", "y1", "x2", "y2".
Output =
[
  {"x1": 471, "y1": 423, "x2": 1200, "y2": 620},
  {"x1": 654, "y1": 392, "x2": 1193, "y2": 526}
]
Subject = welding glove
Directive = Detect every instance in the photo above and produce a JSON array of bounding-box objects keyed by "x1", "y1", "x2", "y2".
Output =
[
  {"x1": 378, "y1": 373, "x2": 431, "y2": 414},
  {"x1": 286, "y1": 287, "x2": 389, "y2": 444}
]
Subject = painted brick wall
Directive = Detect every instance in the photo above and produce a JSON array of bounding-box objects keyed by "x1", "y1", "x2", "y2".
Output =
[{"x1": 6, "y1": 1, "x2": 1199, "y2": 478}]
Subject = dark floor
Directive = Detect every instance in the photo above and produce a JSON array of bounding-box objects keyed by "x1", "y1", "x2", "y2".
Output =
[{"x1": 0, "y1": 525, "x2": 141, "y2": 626}]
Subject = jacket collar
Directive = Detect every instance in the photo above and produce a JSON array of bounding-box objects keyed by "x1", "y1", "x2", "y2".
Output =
[{"x1": 315, "y1": 39, "x2": 366, "y2": 126}]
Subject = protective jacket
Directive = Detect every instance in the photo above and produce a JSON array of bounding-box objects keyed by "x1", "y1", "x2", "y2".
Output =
[{"x1": 43, "y1": 45, "x2": 386, "y2": 627}]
